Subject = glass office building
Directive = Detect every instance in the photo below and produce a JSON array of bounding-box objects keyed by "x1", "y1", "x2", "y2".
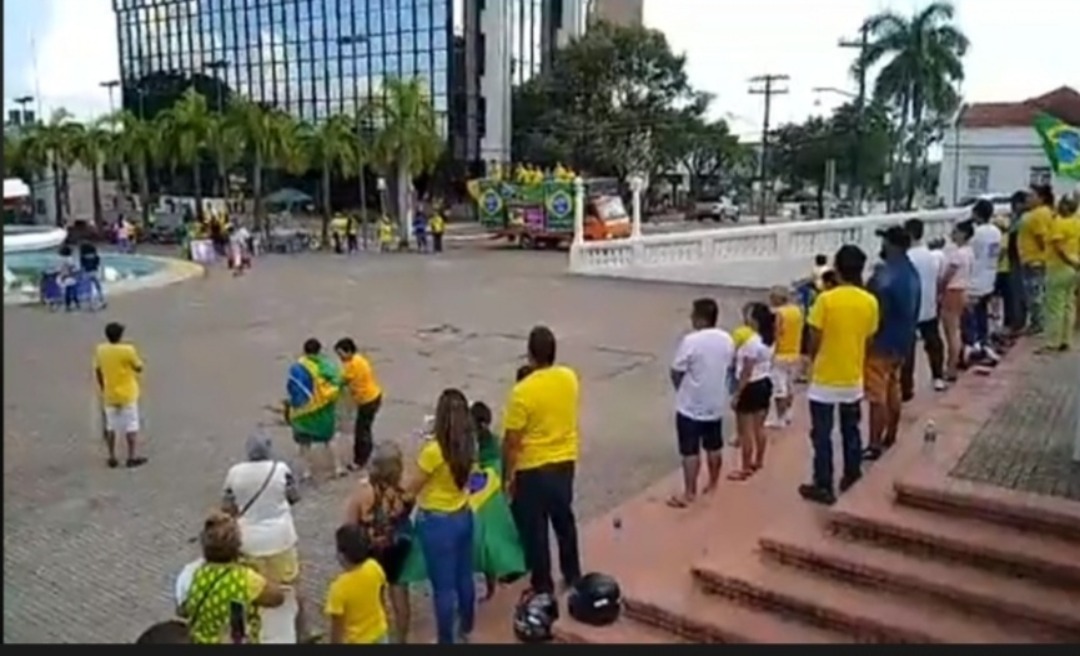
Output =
[{"x1": 114, "y1": 0, "x2": 451, "y2": 127}]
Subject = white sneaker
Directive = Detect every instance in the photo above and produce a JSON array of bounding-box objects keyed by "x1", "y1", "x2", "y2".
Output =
[
  {"x1": 932, "y1": 379, "x2": 947, "y2": 392},
  {"x1": 981, "y1": 346, "x2": 1000, "y2": 363}
]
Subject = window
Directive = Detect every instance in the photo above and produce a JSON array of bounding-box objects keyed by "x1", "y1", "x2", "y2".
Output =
[
  {"x1": 1029, "y1": 167, "x2": 1052, "y2": 186},
  {"x1": 966, "y1": 166, "x2": 989, "y2": 194}
]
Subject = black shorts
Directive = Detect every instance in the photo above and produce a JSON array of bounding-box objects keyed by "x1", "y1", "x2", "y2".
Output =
[
  {"x1": 372, "y1": 538, "x2": 412, "y2": 585},
  {"x1": 675, "y1": 413, "x2": 724, "y2": 457},
  {"x1": 735, "y1": 378, "x2": 773, "y2": 414}
]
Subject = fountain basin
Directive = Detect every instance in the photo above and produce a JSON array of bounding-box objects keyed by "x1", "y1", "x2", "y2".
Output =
[{"x1": 3, "y1": 225, "x2": 68, "y2": 253}]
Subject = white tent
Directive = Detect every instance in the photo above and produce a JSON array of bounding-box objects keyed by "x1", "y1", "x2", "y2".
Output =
[{"x1": 4, "y1": 178, "x2": 30, "y2": 200}]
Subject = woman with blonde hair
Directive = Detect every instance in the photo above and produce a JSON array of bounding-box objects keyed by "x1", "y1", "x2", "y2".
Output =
[
  {"x1": 342, "y1": 441, "x2": 414, "y2": 643},
  {"x1": 179, "y1": 511, "x2": 286, "y2": 644}
]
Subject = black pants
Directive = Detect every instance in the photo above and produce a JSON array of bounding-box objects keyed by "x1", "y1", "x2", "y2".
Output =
[
  {"x1": 901, "y1": 318, "x2": 945, "y2": 398},
  {"x1": 352, "y1": 395, "x2": 381, "y2": 467},
  {"x1": 432, "y1": 232, "x2": 443, "y2": 253},
  {"x1": 511, "y1": 461, "x2": 582, "y2": 595}
]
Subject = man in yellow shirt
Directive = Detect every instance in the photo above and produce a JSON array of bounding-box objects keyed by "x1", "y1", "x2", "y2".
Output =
[
  {"x1": 767, "y1": 286, "x2": 804, "y2": 428},
  {"x1": 325, "y1": 525, "x2": 390, "y2": 644},
  {"x1": 333, "y1": 338, "x2": 383, "y2": 470},
  {"x1": 1043, "y1": 195, "x2": 1080, "y2": 351},
  {"x1": 428, "y1": 209, "x2": 446, "y2": 254},
  {"x1": 1017, "y1": 184, "x2": 1056, "y2": 334},
  {"x1": 502, "y1": 326, "x2": 582, "y2": 596},
  {"x1": 94, "y1": 322, "x2": 147, "y2": 468},
  {"x1": 799, "y1": 245, "x2": 879, "y2": 506}
]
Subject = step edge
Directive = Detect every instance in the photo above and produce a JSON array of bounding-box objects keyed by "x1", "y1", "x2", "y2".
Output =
[
  {"x1": 553, "y1": 618, "x2": 682, "y2": 644},
  {"x1": 894, "y1": 478, "x2": 1080, "y2": 542},
  {"x1": 622, "y1": 595, "x2": 752, "y2": 644},
  {"x1": 828, "y1": 506, "x2": 1080, "y2": 588},
  {"x1": 759, "y1": 533, "x2": 1080, "y2": 638}
]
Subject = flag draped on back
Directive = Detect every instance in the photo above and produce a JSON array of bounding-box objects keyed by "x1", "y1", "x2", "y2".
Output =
[
  {"x1": 1033, "y1": 112, "x2": 1080, "y2": 181},
  {"x1": 286, "y1": 355, "x2": 340, "y2": 440}
]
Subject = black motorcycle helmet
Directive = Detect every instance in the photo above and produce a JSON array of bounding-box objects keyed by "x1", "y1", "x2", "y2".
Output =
[
  {"x1": 512, "y1": 592, "x2": 559, "y2": 643},
  {"x1": 568, "y1": 572, "x2": 622, "y2": 626}
]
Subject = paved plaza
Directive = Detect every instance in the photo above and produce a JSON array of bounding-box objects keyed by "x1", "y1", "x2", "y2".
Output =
[{"x1": 2, "y1": 246, "x2": 756, "y2": 643}]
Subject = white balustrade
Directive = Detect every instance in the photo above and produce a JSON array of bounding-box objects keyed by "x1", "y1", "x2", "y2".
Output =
[{"x1": 569, "y1": 207, "x2": 980, "y2": 284}]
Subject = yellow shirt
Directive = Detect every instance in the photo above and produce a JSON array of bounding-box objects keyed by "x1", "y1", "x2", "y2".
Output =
[
  {"x1": 1017, "y1": 205, "x2": 1054, "y2": 266},
  {"x1": 378, "y1": 223, "x2": 394, "y2": 243},
  {"x1": 732, "y1": 325, "x2": 754, "y2": 348},
  {"x1": 502, "y1": 365, "x2": 580, "y2": 472},
  {"x1": 807, "y1": 286, "x2": 879, "y2": 393},
  {"x1": 93, "y1": 342, "x2": 144, "y2": 406},
  {"x1": 324, "y1": 560, "x2": 389, "y2": 644},
  {"x1": 340, "y1": 354, "x2": 382, "y2": 405},
  {"x1": 416, "y1": 440, "x2": 469, "y2": 513},
  {"x1": 774, "y1": 304, "x2": 804, "y2": 361},
  {"x1": 1047, "y1": 215, "x2": 1080, "y2": 270},
  {"x1": 429, "y1": 214, "x2": 445, "y2": 234}
]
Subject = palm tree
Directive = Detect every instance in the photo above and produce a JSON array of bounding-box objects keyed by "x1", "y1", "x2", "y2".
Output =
[
  {"x1": 860, "y1": 1, "x2": 968, "y2": 209},
  {"x1": 207, "y1": 113, "x2": 244, "y2": 198},
  {"x1": 112, "y1": 110, "x2": 156, "y2": 224},
  {"x1": 32, "y1": 109, "x2": 82, "y2": 225},
  {"x1": 371, "y1": 77, "x2": 444, "y2": 244},
  {"x1": 302, "y1": 114, "x2": 357, "y2": 247},
  {"x1": 73, "y1": 119, "x2": 113, "y2": 227},
  {"x1": 163, "y1": 87, "x2": 214, "y2": 221},
  {"x1": 229, "y1": 98, "x2": 294, "y2": 232},
  {"x1": 353, "y1": 103, "x2": 376, "y2": 247}
]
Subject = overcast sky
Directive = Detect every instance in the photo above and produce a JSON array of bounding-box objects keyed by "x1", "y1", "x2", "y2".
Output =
[{"x1": 4, "y1": 0, "x2": 1078, "y2": 138}]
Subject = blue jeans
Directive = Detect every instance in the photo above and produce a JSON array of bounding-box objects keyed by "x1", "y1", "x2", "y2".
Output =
[
  {"x1": 1021, "y1": 264, "x2": 1046, "y2": 333},
  {"x1": 961, "y1": 293, "x2": 990, "y2": 347},
  {"x1": 416, "y1": 507, "x2": 475, "y2": 644},
  {"x1": 808, "y1": 400, "x2": 862, "y2": 492}
]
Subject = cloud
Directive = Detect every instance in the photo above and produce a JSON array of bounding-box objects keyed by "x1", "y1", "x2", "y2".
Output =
[{"x1": 34, "y1": 0, "x2": 119, "y2": 119}]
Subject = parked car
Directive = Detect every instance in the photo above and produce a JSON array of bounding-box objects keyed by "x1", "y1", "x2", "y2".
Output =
[{"x1": 688, "y1": 195, "x2": 740, "y2": 222}]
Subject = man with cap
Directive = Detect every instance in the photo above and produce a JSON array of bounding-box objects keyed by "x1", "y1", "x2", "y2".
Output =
[{"x1": 863, "y1": 226, "x2": 921, "y2": 461}]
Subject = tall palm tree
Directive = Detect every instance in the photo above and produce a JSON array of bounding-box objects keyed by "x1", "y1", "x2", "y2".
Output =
[
  {"x1": 860, "y1": 1, "x2": 968, "y2": 209},
  {"x1": 152, "y1": 110, "x2": 182, "y2": 196},
  {"x1": 303, "y1": 114, "x2": 357, "y2": 247},
  {"x1": 229, "y1": 98, "x2": 293, "y2": 232},
  {"x1": 73, "y1": 119, "x2": 113, "y2": 227},
  {"x1": 164, "y1": 87, "x2": 214, "y2": 221},
  {"x1": 353, "y1": 103, "x2": 376, "y2": 247},
  {"x1": 371, "y1": 77, "x2": 443, "y2": 244},
  {"x1": 207, "y1": 113, "x2": 244, "y2": 198},
  {"x1": 111, "y1": 110, "x2": 156, "y2": 224},
  {"x1": 32, "y1": 109, "x2": 82, "y2": 226}
]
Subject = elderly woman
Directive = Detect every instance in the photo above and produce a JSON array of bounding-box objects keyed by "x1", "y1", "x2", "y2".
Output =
[
  {"x1": 222, "y1": 432, "x2": 307, "y2": 643},
  {"x1": 179, "y1": 511, "x2": 286, "y2": 643}
]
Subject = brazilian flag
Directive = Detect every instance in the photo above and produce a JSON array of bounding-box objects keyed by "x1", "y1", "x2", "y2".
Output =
[
  {"x1": 1033, "y1": 112, "x2": 1080, "y2": 181},
  {"x1": 398, "y1": 467, "x2": 526, "y2": 584}
]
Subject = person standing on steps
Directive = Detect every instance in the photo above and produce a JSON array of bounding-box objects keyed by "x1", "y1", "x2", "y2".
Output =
[
  {"x1": 666, "y1": 298, "x2": 735, "y2": 508},
  {"x1": 502, "y1": 326, "x2": 582, "y2": 597},
  {"x1": 94, "y1": 322, "x2": 148, "y2": 468},
  {"x1": 963, "y1": 199, "x2": 1004, "y2": 366},
  {"x1": 901, "y1": 218, "x2": 947, "y2": 399},
  {"x1": 334, "y1": 338, "x2": 383, "y2": 472},
  {"x1": 798, "y1": 245, "x2": 879, "y2": 506},
  {"x1": 863, "y1": 226, "x2": 920, "y2": 462}
]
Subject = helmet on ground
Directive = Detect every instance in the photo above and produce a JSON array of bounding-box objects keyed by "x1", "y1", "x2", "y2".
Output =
[
  {"x1": 512, "y1": 592, "x2": 558, "y2": 643},
  {"x1": 568, "y1": 572, "x2": 622, "y2": 626}
]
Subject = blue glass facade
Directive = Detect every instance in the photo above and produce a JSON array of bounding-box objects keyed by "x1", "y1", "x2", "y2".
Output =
[{"x1": 113, "y1": 0, "x2": 452, "y2": 129}]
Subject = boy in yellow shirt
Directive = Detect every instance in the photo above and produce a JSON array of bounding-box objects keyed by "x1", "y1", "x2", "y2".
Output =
[
  {"x1": 428, "y1": 209, "x2": 446, "y2": 253},
  {"x1": 93, "y1": 321, "x2": 147, "y2": 468},
  {"x1": 378, "y1": 217, "x2": 395, "y2": 252},
  {"x1": 767, "y1": 286, "x2": 804, "y2": 427},
  {"x1": 325, "y1": 524, "x2": 390, "y2": 644}
]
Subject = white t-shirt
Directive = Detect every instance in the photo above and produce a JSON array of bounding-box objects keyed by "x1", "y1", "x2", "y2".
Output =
[
  {"x1": 671, "y1": 327, "x2": 735, "y2": 421},
  {"x1": 943, "y1": 244, "x2": 974, "y2": 291},
  {"x1": 223, "y1": 461, "x2": 298, "y2": 557},
  {"x1": 175, "y1": 557, "x2": 204, "y2": 608},
  {"x1": 736, "y1": 333, "x2": 774, "y2": 382},
  {"x1": 907, "y1": 244, "x2": 943, "y2": 322},
  {"x1": 968, "y1": 223, "x2": 1002, "y2": 296}
]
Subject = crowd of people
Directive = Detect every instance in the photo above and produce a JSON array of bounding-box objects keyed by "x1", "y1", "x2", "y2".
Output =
[{"x1": 92, "y1": 184, "x2": 1077, "y2": 644}]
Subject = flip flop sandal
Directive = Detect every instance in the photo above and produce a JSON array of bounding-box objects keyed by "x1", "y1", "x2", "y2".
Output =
[
  {"x1": 727, "y1": 470, "x2": 754, "y2": 481},
  {"x1": 665, "y1": 495, "x2": 692, "y2": 509}
]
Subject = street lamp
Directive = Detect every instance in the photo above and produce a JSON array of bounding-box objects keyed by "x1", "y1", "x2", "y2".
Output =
[
  {"x1": 812, "y1": 86, "x2": 858, "y2": 100},
  {"x1": 100, "y1": 80, "x2": 121, "y2": 115},
  {"x1": 204, "y1": 59, "x2": 229, "y2": 112},
  {"x1": 338, "y1": 34, "x2": 370, "y2": 244},
  {"x1": 14, "y1": 96, "x2": 34, "y2": 125}
]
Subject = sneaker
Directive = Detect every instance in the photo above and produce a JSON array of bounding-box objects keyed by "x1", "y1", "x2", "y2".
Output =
[
  {"x1": 981, "y1": 346, "x2": 1000, "y2": 364},
  {"x1": 932, "y1": 378, "x2": 948, "y2": 392},
  {"x1": 839, "y1": 473, "x2": 862, "y2": 493},
  {"x1": 798, "y1": 484, "x2": 836, "y2": 506}
]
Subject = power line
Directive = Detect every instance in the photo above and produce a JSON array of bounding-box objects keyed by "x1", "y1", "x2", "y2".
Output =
[{"x1": 749, "y1": 73, "x2": 789, "y2": 224}]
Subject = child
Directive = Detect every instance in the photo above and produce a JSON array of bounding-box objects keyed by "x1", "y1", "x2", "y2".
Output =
[
  {"x1": 729, "y1": 303, "x2": 776, "y2": 482},
  {"x1": 325, "y1": 524, "x2": 390, "y2": 644},
  {"x1": 58, "y1": 245, "x2": 80, "y2": 311},
  {"x1": 428, "y1": 210, "x2": 446, "y2": 253},
  {"x1": 767, "y1": 286, "x2": 803, "y2": 427},
  {"x1": 412, "y1": 213, "x2": 428, "y2": 253},
  {"x1": 378, "y1": 218, "x2": 395, "y2": 253}
]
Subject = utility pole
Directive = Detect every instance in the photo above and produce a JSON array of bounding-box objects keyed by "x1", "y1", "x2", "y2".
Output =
[
  {"x1": 749, "y1": 74, "x2": 789, "y2": 225},
  {"x1": 840, "y1": 23, "x2": 870, "y2": 212}
]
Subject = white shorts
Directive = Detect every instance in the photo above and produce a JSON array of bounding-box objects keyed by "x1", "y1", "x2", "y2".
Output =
[
  {"x1": 103, "y1": 403, "x2": 140, "y2": 433},
  {"x1": 770, "y1": 360, "x2": 800, "y2": 399}
]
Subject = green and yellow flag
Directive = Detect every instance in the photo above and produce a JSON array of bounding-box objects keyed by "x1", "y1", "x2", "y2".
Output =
[{"x1": 1033, "y1": 112, "x2": 1080, "y2": 181}]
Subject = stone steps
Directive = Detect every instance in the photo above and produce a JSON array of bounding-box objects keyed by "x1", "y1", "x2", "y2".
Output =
[
  {"x1": 554, "y1": 615, "x2": 682, "y2": 644},
  {"x1": 758, "y1": 520, "x2": 1080, "y2": 640},
  {"x1": 691, "y1": 551, "x2": 1058, "y2": 643},
  {"x1": 830, "y1": 498, "x2": 1080, "y2": 590}
]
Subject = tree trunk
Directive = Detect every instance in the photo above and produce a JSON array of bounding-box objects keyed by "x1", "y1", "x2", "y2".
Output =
[
  {"x1": 137, "y1": 159, "x2": 151, "y2": 225},
  {"x1": 252, "y1": 152, "x2": 265, "y2": 234},
  {"x1": 396, "y1": 156, "x2": 410, "y2": 248},
  {"x1": 358, "y1": 166, "x2": 369, "y2": 248},
  {"x1": 91, "y1": 163, "x2": 103, "y2": 227},
  {"x1": 193, "y1": 160, "x2": 204, "y2": 223},
  {"x1": 321, "y1": 164, "x2": 332, "y2": 249},
  {"x1": 52, "y1": 163, "x2": 64, "y2": 226},
  {"x1": 61, "y1": 167, "x2": 71, "y2": 221}
]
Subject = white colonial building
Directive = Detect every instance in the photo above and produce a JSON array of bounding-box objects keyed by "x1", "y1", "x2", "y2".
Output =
[{"x1": 939, "y1": 86, "x2": 1080, "y2": 206}]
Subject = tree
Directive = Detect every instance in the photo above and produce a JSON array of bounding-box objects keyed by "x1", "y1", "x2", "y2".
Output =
[
  {"x1": 668, "y1": 114, "x2": 749, "y2": 196},
  {"x1": 371, "y1": 77, "x2": 443, "y2": 243},
  {"x1": 512, "y1": 22, "x2": 699, "y2": 184},
  {"x1": 73, "y1": 120, "x2": 113, "y2": 227},
  {"x1": 163, "y1": 87, "x2": 214, "y2": 221},
  {"x1": 860, "y1": 1, "x2": 968, "y2": 208},
  {"x1": 111, "y1": 110, "x2": 155, "y2": 223},
  {"x1": 302, "y1": 114, "x2": 356, "y2": 247},
  {"x1": 228, "y1": 98, "x2": 292, "y2": 233},
  {"x1": 207, "y1": 113, "x2": 244, "y2": 198},
  {"x1": 30, "y1": 109, "x2": 82, "y2": 225}
]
